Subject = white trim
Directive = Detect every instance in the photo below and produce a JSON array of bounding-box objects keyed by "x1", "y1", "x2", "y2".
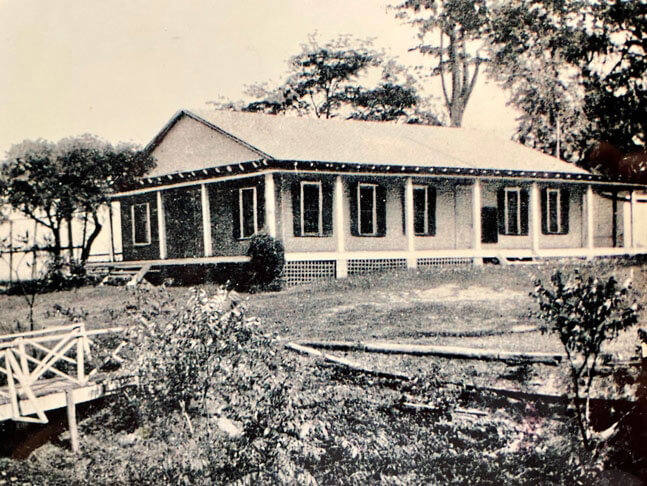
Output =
[
  {"x1": 631, "y1": 190, "x2": 637, "y2": 249},
  {"x1": 264, "y1": 173, "x2": 277, "y2": 237},
  {"x1": 131, "y1": 202, "x2": 151, "y2": 246},
  {"x1": 472, "y1": 179, "x2": 482, "y2": 251},
  {"x1": 238, "y1": 186, "x2": 258, "y2": 239},
  {"x1": 300, "y1": 180, "x2": 323, "y2": 236},
  {"x1": 545, "y1": 188, "x2": 562, "y2": 234},
  {"x1": 530, "y1": 183, "x2": 540, "y2": 253},
  {"x1": 112, "y1": 169, "x2": 638, "y2": 198},
  {"x1": 200, "y1": 184, "x2": 213, "y2": 257},
  {"x1": 156, "y1": 192, "x2": 167, "y2": 259},
  {"x1": 504, "y1": 187, "x2": 522, "y2": 235},
  {"x1": 357, "y1": 182, "x2": 378, "y2": 236},
  {"x1": 405, "y1": 178, "x2": 416, "y2": 268},
  {"x1": 586, "y1": 184, "x2": 594, "y2": 250},
  {"x1": 334, "y1": 176, "x2": 347, "y2": 278}
]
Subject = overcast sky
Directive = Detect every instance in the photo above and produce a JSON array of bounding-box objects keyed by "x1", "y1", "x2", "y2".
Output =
[{"x1": 0, "y1": 0, "x2": 519, "y2": 157}]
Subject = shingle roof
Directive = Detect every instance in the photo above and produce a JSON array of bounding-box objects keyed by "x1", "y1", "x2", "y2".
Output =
[{"x1": 184, "y1": 108, "x2": 589, "y2": 175}]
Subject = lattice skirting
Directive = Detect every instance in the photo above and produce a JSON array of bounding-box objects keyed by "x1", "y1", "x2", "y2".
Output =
[
  {"x1": 417, "y1": 257, "x2": 473, "y2": 267},
  {"x1": 347, "y1": 258, "x2": 407, "y2": 276},
  {"x1": 283, "y1": 260, "x2": 336, "y2": 286}
]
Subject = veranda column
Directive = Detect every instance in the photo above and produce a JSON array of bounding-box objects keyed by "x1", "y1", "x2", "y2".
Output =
[
  {"x1": 264, "y1": 173, "x2": 277, "y2": 238},
  {"x1": 334, "y1": 176, "x2": 348, "y2": 278},
  {"x1": 586, "y1": 184, "x2": 594, "y2": 253},
  {"x1": 405, "y1": 177, "x2": 417, "y2": 269},
  {"x1": 200, "y1": 183, "x2": 213, "y2": 257},
  {"x1": 156, "y1": 190, "x2": 167, "y2": 260},
  {"x1": 631, "y1": 189, "x2": 637, "y2": 250},
  {"x1": 530, "y1": 182, "x2": 540, "y2": 255},
  {"x1": 472, "y1": 179, "x2": 482, "y2": 265}
]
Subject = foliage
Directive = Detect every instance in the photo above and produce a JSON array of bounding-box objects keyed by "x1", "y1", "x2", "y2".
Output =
[
  {"x1": 213, "y1": 34, "x2": 441, "y2": 125},
  {"x1": 487, "y1": 0, "x2": 646, "y2": 172},
  {"x1": 394, "y1": 0, "x2": 489, "y2": 127},
  {"x1": 532, "y1": 269, "x2": 641, "y2": 451},
  {"x1": 246, "y1": 233, "x2": 285, "y2": 291},
  {"x1": 0, "y1": 135, "x2": 155, "y2": 267}
]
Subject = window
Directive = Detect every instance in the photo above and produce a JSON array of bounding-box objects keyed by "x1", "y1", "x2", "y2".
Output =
[
  {"x1": 541, "y1": 187, "x2": 569, "y2": 235},
  {"x1": 239, "y1": 186, "x2": 257, "y2": 238},
  {"x1": 504, "y1": 188, "x2": 521, "y2": 235},
  {"x1": 358, "y1": 183, "x2": 377, "y2": 235},
  {"x1": 413, "y1": 185, "x2": 436, "y2": 236},
  {"x1": 301, "y1": 181, "x2": 323, "y2": 235},
  {"x1": 131, "y1": 203, "x2": 151, "y2": 246}
]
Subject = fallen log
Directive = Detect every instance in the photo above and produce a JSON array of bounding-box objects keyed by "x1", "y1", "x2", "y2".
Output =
[
  {"x1": 285, "y1": 342, "x2": 411, "y2": 381},
  {"x1": 298, "y1": 340, "x2": 564, "y2": 365}
]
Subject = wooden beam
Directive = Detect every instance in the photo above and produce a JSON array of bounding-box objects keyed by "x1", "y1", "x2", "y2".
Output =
[
  {"x1": 200, "y1": 184, "x2": 213, "y2": 256},
  {"x1": 264, "y1": 173, "x2": 277, "y2": 237},
  {"x1": 405, "y1": 177, "x2": 417, "y2": 269},
  {"x1": 471, "y1": 179, "x2": 482, "y2": 264},
  {"x1": 530, "y1": 182, "x2": 540, "y2": 254},
  {"x1": 66, "y1": 389, "x2": 80, "y2": 453},
  {"x1": 156, "y1": 191, "x2": 167, "y2": 260},
  {"x1": 334, "y1": 176, "x2": 347, "y2": 278},
  {"x1": 586, "y1": 184, "x2": 594, "y2": 250},
  {"x1": 631, "y1": 190, "x2": 637, "y2": 249}
]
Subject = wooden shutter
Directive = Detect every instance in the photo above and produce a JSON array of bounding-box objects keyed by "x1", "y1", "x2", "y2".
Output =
[
  {"x1": 231, "y1": 187, "x2": 241, "y2": 239},
  {"x1": 401, "y1": 186, "x2": 407, "y2": 235},
  {"x1": 541, "y1": 188, "x2": 548, "y2": 234},
  {"x1": 322, "y1": 181, "x2": 333, "y2": 236},
  {"x1": 376, "y1": 185, "x2": 387, "y2": 237},
  {"x1": 497, "y1": 188, "x2": 505, "y2": 234},
  {"x1": 291, "y1": 182, "x2": 301, "y2": 236},
  {"x1": 560, "y1": 188, "x2": 570, "y2": 234},
  {"x1": 349, "y1": 181, "x2": 359, "y2": 236},
  {"x1": 427, "y1": 187, "x2": 437, "y2": 236},
  {"x1": 520, "y1": 188, "x2": 529, "y2": 236}
]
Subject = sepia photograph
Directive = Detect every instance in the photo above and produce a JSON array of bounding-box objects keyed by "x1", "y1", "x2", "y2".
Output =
[{"x1": 0, "y1": 0, "x2": 646, "y2": 483}]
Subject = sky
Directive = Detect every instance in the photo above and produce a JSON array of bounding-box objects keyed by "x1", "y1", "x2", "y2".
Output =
[{"x1": 0, "y1": 0, "x2": 519, "y2": 157}]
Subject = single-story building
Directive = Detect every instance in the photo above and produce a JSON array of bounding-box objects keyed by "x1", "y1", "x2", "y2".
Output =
[{"x1": 109, "y1": 109, "x2": 647, "y2": 284}]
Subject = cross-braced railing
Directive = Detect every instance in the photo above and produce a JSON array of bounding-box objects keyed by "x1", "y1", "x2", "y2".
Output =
[{"x1": 0, "y1": 324, "x2": 92, "y2": 423}]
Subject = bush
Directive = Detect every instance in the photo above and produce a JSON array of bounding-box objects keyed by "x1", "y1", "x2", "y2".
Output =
[{"x1": 246, "y1": 233, "x2": 285, "y2": 291}]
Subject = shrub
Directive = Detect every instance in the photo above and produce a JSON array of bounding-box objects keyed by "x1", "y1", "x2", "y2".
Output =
[
  {"x1": 246, "y1": 233, "x2": 285, "y2": 291},
  {"x1": 532, "y1": 269, "x2": 641, "y2": 453}
]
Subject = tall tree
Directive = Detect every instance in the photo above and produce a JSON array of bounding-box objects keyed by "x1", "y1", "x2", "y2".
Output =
[
  {"x1": 394, "y1": 0, "x2": 489, "y2": 127},
  {"x1": 213, "y1": 34, "x2": 441, "y2": 125},
  {"x1": 488, "y1": 0, "x2": 646, "y2": 177},
  {"x1": 1, "y1": 135, "x2": 155, "y2": 269}
]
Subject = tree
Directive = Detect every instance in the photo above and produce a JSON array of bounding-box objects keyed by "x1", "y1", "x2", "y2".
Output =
[
  {"x1": 214, "y1": 34, "x2": 441, "y2": 125},
  {"x1": 0, "y1": 135, "x2": 155, "y2": 271},
  {"x1": 487, "y1": 0, "x2": 646, "y2": 175},
  {"x1": 533, "y1": 269, "x2": 641, "y2": 452},
  {"x1": 394, "y1": 0, "x2": 489, "y2": 127}
]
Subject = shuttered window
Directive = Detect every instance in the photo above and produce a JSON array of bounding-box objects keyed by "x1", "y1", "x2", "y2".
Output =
[
  {"x1": 132, "y1": 203, "x2": 151, "y2": 246},
  {"x1": 359, "y1": 183, "x2": 377, "y2": 235},
  {"x1": 541, "y1": 187, "x2": 570, "y2": 234},
  {"x1": 301, "y1": 181, "x2": 323, "y2": 235},
  {"x1": 498, "y1": 187, "x2": 529, "y2": 236},
  {"x1": 413, "y1": 185, "x2": 436, "y2": 236},
  {"x1": 350, "y1": 181, "x2": 386, "y2": 237},
  {"x1": 239, "y1": 187, "x2": 257, "y2": 239}
]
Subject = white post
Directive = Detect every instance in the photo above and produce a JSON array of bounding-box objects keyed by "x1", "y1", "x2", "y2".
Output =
[
  {"x1": 630, "y1": 190, "x2": 637, "y2": 250},
  {"x1": 405, "y1": 177, "x2": 417, "y2": 269},
  {"x1": 264, "y1": 173, "x2": 277, "y2": 238},
  {"x1": 201, "y1": 184, "x2": 213, "y2": 257},
  {"x1": 472, "y1": 179, "x2": 482, "y2": 265},
  {"x1": 586, "y1": 185, "x2": 594, "y2": 252},
  {"x1": 157, "y1": 191, "x2": 167, "y2": 260},
  {"x1": 334, "y1": 176, "x2": 347, "y2": 278},
  {"x1": 530, "y1": 182, "x2": 540, "y2": 255}
]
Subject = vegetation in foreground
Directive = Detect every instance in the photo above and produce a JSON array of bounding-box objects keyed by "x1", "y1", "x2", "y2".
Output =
[{"x1": 1, "y1": 262, "x2": 646, "y2": 484}]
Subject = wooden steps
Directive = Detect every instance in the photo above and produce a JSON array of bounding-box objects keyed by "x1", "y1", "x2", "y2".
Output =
[{"x1": 89, "y1": 263, "x2": 158, "y2": 286}]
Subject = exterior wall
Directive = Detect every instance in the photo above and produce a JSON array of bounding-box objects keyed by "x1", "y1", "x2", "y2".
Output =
[
  {"x1": 593, "y1": 191, "x2": 614, "y2": 248},
  {"x1": 149, "y1": 115, "x2": 261, "y2": 177},
  {"x1": 164, "y1": 186, "x2": 203, "y2": 258},
  {"x1": 536, "y1": 184, "x2": 584, "y2": 250},
  {"x1": 480, "y1": 182, "x2": 530, "y2": 250},
  {"x1": 120, "y1": 192, "x2": 160, "y2": 261},
  {"x1": 207, "y1": 176, "x2": 265, "y2": 257}
]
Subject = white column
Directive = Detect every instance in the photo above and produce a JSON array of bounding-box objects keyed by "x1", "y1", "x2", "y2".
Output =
[
  {"x1": 201, "y1": 183, "x2": 213, "y2": 257},
  {"x1": 630, "y1": 189, "x2": 637, "y2": 249},
  {"x1": 586, "y1": 184, "x2": 594, "y2": 251},
  {"x1": 264, "y1": 173, "x2": 277, "y2": 238},
  {"x1": 157, "y1": 190, "x2": 167, "y2": 260},
  {"x1": 530, "y1": 182, "x2": 540, "y2": 255},
  {"x1": 472, "y1": 179, "x2": 482, "y2": 264},
  {"x1": 405, "y1": 177, "x2": 417, "y2": 269},
  {"x1": 334, "y1": 176, "x2": 347, "y2": 278}
]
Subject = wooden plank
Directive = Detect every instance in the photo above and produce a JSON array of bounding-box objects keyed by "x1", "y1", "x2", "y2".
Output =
[
  {"x1": 298, "y1": 340, "x2": 564, "y2": 365},
  {"x1": 66, "y1": 389, "x2": 80, "y2": 453}
]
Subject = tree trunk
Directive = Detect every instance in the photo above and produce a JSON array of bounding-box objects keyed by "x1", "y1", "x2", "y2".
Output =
[{"x1": 80, "y1": 212, "x2": 102, "y2": 264}]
